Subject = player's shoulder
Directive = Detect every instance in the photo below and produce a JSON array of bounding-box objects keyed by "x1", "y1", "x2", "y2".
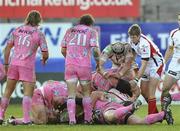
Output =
[
  {"x1": 140, "y1": 34, "x2": 153, "y2": 45},
  {"x1": 170, "y1": 28, "x2": 179, "y2": 37},
  {"x1": 13, "y1": 25, "x2": 24, "y2": 32},
  {"x1": 140, "y1": 34, "x2": 148, "y2": 41}
]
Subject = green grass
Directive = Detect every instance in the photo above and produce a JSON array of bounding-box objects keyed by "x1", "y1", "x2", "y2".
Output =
[{"x1": 1, "y1": 104, "x2": 180, "y2": 131}]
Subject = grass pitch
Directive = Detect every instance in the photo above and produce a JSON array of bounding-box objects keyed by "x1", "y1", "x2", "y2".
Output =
[{"x1": 0, "y1": 104, "x2": 180, "y2": 131}]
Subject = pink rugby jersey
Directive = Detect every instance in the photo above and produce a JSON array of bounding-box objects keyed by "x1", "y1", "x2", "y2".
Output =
[
  {"x1": 91, "y1": 72, "x2": 113, "y2": 91},
  {"x1": 7, "y1": 25, "x2": 48, "y2": 69},
  {"x1": 61, "y1": 24, "x2": 99, "y2": 67},
  {"x1": 42, "y1": 80, "x2": 68, "y2": 109}
]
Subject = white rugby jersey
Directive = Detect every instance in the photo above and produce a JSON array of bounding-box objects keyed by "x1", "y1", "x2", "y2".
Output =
[
  {"x1": 130, "y1": 34, "x2": 163, "y2": 66},
  {"x1": 169, "y1": 28, "x2": 180, "y2": 58}
]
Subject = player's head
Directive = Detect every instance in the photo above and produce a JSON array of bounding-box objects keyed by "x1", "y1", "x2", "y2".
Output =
[
  {"x1": 111, "y1": 42, "x2": 126, "y2": 55},
  {"x1": 128, "y1": 24, "x2": 141, "y2": 44},
  {"x1": 79, "y1": 14, "x2": 95, "y2": 26},
  {"x1": 25, "y1": 10, "x2": 42, "y2": 26},
  {"x1": 115, "y1": 79, "x2": 132, "y2": 97}
]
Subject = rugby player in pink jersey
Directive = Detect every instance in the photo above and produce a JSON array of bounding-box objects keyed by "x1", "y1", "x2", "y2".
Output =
[
  {"x1": 128, "y1": 24, "x2": 164, "y2": 115},
  {"x1": 91, "y1": 71, "x2": 140, "y2": 102},
  {"x1": 91, "y1": 88, "x2": 173, "y2": 125},
  {"x1": 0, "y1": 10, "x2": 49, "y2": 125},
  {"x1": 7, "y1": 80, "x2": 68, "y2": 125},
  {"x1": 61, "y1": 14, "x2": 100, "y2": 124}
]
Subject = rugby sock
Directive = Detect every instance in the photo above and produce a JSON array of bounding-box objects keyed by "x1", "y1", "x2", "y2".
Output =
[
  {"x1": 115, "y1": 104, "x2": 133, "y2": 118},
  {"x1": 82, "y1": 97, "x2": 92, "y2": 122},
  {"x1": 22, "y1": 96, "x2": 32, "y2": 123},
  {"x1": 148, "y1": 98, "x2": 158, "y2": 114},
  {"x1": 144, "y1": 111, "x2": 164, "y2": 124},
  {"x1": 0, "y1": 97, "x2": 10, "y2": 120},
  {"x1": 14, "y1": 118, "x2": 23, "y2": 125},
  {"x1": 171, "y1": 92, "x2": 180, "y2": 101},
  {"x1": 67, "y1": 98, "x2": 76, "y2": 123}
]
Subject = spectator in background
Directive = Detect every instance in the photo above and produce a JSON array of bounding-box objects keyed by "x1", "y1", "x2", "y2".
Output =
[
  {"x1": 161, "y1": 14, "x2": 180, "y2": 117},
  {"x1": 128, "y1": 24, "x2": 164, "y2": 115},
  {"x1": 0, "y1": 10, "x2": 49, "y2": 125},
  {"x1": 61, "y1": 14, "x2": 100, "y2": 124}
]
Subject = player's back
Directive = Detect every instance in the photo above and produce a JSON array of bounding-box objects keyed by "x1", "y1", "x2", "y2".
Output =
[
  {"x1": 42, "y1": 80, "x2": 68, "y2": 103},
  {"x1": 92, "y1": 72, "x2": 112, "y2": 91},
  {"x1": 10, "y1": 25, "x2": 42, "y2": 68},
  {"x1": 64, "y1": 25, "x2": 98, "y2": 67}
]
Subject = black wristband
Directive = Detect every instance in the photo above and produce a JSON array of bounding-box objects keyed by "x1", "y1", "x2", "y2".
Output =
[{"x1": 4, "y1": 64, "x2": 9, "y2": 66}]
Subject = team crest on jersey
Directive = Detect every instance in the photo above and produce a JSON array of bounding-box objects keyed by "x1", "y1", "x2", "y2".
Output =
[
  {"x1": 53, "y1": 90, "x2": 60, "y2": 96},
  {"x1": 141, "y1": 45, "x2": 148, "y2": 53}
]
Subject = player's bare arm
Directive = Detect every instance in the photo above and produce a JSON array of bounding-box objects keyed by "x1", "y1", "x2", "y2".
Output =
[
  {"x1": 61, "y1": 47, "x2": 67, "y2": 57},
  {"x1": 129, "y1": 81, "x2": 141, "y2": 101},
  {"x1": 92, "y1": 47, "x2": 101, "y2": 71},
  {"x1": 4, "y1": 44, "x2": 13, "y2": 73},
  {"x1": 164, "y1": 45, "x2": 174, "y2": 63},
  {"x1": 41, "y1": 51, "x2": 49, "y2": 65},
  {"x1": 91, "y1": 91, "x2": 105, "y2": 108}
]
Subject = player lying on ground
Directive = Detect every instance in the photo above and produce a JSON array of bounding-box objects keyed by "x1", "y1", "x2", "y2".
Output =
[
  {"x1": 7, "y1": 80, "x2": 69, "y2": 125},
  {"x1": 91, "y1": 71, "x2": 140, "y2": 102},
  {"x1": 91, "y1": 89, "x2": 173, "y2": 125}
]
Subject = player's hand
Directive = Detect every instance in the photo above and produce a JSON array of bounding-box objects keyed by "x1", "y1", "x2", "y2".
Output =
[
  {"x1": 96, "y1": 63, "x2": 100, "y2": 72},
  {"x1": 4, "y1": 64, "x2": 8, "y2": 75},
  {"x1": 41, "y1": 58, "x2": 47, "y2": 65},
  {"x1": 129, "y1": 78, "x2": 139, "y2": 88},
  {"x1": 129, "y1": 96, "x2": 136, "y2": 102},
  {"x1": 109, "y1": 73, "x2": 120, "y2": 79},
  {"x1": 103, "y1": 72, "x2": 111, "y2": 79}
]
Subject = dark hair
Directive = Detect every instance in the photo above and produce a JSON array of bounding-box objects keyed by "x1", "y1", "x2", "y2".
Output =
[
  {"x1": 115, "y1": 79, "x2": 132, "y2": 97},
  {"x1": 128, "y1": 24, "x2": 141, "y2": 36},
  {"x1": 79, "y1": 14, "x2": 95, "y2": 26},
  {"x1": 25, "y1": 10, "x2": 42, "y2": 26}
]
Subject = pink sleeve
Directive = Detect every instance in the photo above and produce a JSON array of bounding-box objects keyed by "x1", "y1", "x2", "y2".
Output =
[
  {"x1": 39, "y1": 31, "x2": 48, "y2": 52},
  {"x1": 90, "y1": 29, "x2": 99, "y2": 47},
  {"x1": 61, "y1": 29, "x2": 70, "y2": 48}
]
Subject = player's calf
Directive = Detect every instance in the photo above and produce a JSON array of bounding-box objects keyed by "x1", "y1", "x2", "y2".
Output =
[
  {"x1": 164, "y1": 108, "x2": 174, "y2": 125},
  {"x1": 161, "y1": 94, "x2": 172, "y2": 111}
]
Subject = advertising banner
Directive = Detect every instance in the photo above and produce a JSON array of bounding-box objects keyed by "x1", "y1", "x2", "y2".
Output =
[{"x1": 0, "y1": 0, "x2": 140, "y2": 18}]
